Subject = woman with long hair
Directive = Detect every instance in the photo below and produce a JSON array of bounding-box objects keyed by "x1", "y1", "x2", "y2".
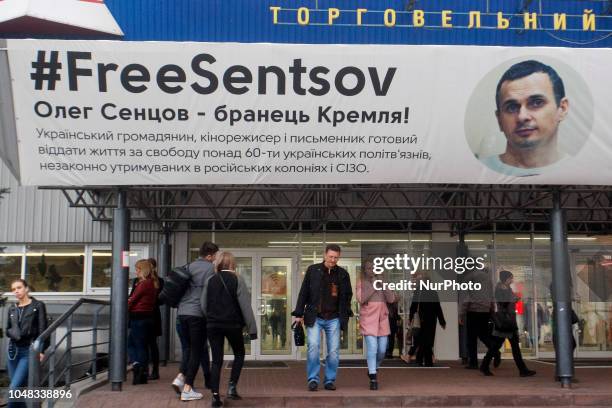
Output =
[
  {"x1": 127, "y1": 259, "x2": 158, "y2": 384},
  {"x1": 202, "y1": 251, "x2": 257, "y2": 407},
  {"x1": 357, "y1": 261, "x2": 395, "y2": 390},
  {"x1": 6, "y1": 279, "x2": 49, "y2": 408}
]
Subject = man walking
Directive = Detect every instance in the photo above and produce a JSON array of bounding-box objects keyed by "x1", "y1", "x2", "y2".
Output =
[
  {"x1": 173, "y1": 242, "x2": 218, "y2": 401},
  {"x1": 459, "y1": 268, "x2": 500, "y2": 370},
  {"x1": 292, "y1": 244, "x2": 353, "y2": 391}
]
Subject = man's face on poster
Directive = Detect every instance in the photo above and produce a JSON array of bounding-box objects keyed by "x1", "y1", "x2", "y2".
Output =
[{"x1": 496, "y1": 72, "x2": 569, "y2": 151}]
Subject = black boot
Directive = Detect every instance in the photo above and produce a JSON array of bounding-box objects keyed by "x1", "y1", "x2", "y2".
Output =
[
  {"x1": 368, "y1": 373, "x2": 378, "y2": 390},
  {"x1": 480, "y1": 355, "x2": 494, "y2": 376},
  {"x1": 148, "y1": 365, "x2": 159, "y2": 380},
  {"x1": 227, "y1": 381, "x2": 242, "y2": 400},
  {"x1": 211, "y1": 392, "x2": 223, "y2": 407},
  {"x1": 132, "y1": 364, "x2": 142, "y2": 385},
  {"x1": 139, "y1": 365, "x2": 148, "y2": 384}
]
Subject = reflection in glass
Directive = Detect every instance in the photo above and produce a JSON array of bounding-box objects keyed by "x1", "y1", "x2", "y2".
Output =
[
  {"x1": 534, "y1": 252, "x2": 555, "y2": 353},
  {"x1": 91, "y1": 251, "x2": 112, "y2": 288},
  {"x1": 338, "y1": 258, "x2": 362, "y2": 354},
  {"x1": 25, "y1": 246, "x2": 85, "y2": 292},
  {"x1": 0, "y1": 246, "x2": 23, "y2": 292},
  {"x1": 574, "y1": 252, "x2": 611, "y2": 352},
  {"x1": 260, "y1": 258, "x2": 291, "y2": 355},
  {"x1": 91, "y1": 249, "x2": 145, "y2": 288}
]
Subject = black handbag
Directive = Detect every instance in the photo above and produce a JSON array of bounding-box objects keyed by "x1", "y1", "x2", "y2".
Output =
[
  {"x1": 491, "y1": 310, "x2": 518, "y2": 332},
  {"x1": 292, "y1": 321, "x2": 305, "y2": 346},
  {"x1": 158, "y1": 264, "x2": 191, "y2": 308}
]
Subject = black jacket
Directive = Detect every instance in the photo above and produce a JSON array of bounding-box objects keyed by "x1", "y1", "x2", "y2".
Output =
[
  {"x1": 201, "y1": 270, "x2": 258, "y2": 338},
  {"x1": 7, "y1": 298, "x2": 50, "y2": 351},
  {"x1": 292, "y1": 263, "x2": 353, "y2": 331},
  {"x1": 495, "y1": 282, "x2": 519, "y2": 316},
  {"x1": 409, "y1": 289, "x2": 446, "y2": 328}
]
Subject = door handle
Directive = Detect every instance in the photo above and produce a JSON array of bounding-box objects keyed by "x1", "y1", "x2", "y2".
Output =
[{"x1": 256, "y1": 297, "x2": 266, "y2": 316}]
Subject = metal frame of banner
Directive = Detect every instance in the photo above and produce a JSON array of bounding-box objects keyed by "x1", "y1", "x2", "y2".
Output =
[{"x1": 38, "y1": 184, "x2": 612, "y2": 235}]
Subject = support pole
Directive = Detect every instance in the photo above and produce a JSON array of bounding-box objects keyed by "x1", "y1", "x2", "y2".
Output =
[
  {"x1": 158, "y1": 228, "x2": 171, "y2": 366},
  {"x1": 110, "y1": 190, "x2": 130, "y2": 391},
  {"x1": 550, "y1": 189, "x2": 574, "y2": 388}
]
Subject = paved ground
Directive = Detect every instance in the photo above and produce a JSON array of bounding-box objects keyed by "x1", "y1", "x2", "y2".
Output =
[{"x1": 76, "y1": 360, "x2": 612, "y2": 407}]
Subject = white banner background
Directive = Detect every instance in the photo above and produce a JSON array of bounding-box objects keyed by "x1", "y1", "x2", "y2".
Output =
[{"x1": 6, "y1": 40, "x2": 612, "y2": 186}]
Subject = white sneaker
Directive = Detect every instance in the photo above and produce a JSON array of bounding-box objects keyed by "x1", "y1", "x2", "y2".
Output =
[
  {"x1": 172, "y1": 374, "x2": 185, "y2": 395},
  {"x1": 181, "y1": 389, "x2": 204, "y2": 401}
]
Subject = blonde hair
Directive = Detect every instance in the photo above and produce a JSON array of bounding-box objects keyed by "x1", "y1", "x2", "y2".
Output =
[
  {"x1": 135, "y1": 259, "x2": 159, "y2": 289},
  {"x1": 214, "y1": 251, "x2": 236, "y2": 273}
]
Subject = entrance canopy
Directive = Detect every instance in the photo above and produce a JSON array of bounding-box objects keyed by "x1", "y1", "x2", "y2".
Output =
[{"x1": 49, "y1": 184, "x2": 612, "y2": 235}]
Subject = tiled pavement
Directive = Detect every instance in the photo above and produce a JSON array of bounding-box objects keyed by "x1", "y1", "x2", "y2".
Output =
[{"x1": 76, "y1": 360, "x2": 612, "y2": 407}]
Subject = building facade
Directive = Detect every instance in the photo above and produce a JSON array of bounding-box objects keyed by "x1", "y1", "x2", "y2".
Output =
[{"x1": 1, "y1": 0, "x2": 611, "y2": 363}]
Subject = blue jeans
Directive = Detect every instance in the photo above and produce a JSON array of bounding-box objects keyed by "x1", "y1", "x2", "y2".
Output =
[
  {"x1": 7, "y1": 343, "x2": 29, "y2": 408},
  {"x1": 306, "y1": 317, "x2": 340, "y2": 385},
  {"x1": 364, "y1": 335, "x2": 388, "y2": 374},
  {"x1": 127, "y1": 318, "x2": 153, "y2": 367}
]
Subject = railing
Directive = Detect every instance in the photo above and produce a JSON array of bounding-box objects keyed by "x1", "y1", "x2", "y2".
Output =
[{"x1": 28, "y1": 298, "x2": 111, "y2": 408}]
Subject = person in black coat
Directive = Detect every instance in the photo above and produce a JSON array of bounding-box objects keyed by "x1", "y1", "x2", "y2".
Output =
[
  {"x1": 201, "y1": 251, "x2": 257, "y2": 407},
  {"x1": 480, "y1": 270, "x2": 536, "y2": 377},
  {"x1": 292, "y1": 244, "x2": 353, "y2": 391},
  {"x1": 409, "y1": 276, "x2": 446, "y2": 367}
]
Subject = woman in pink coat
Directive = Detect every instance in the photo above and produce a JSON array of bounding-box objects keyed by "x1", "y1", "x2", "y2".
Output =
[{"x1": 357, "y1": 261, "x2": 396, "y2": 390}]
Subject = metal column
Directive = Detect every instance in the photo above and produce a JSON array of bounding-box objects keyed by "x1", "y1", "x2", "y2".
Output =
[
  {"x1": 110, "y1": 190, "x2": 130, "y2": 391},
  {"x1": 158, "y1": 228, "x2": 171, "y2": 366},
  {"x1": 550, "y1": 189, "x2": 574, "y2": 388}
]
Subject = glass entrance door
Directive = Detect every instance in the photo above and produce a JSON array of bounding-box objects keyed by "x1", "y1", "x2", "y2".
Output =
[
  {"x1": 337, "y1": 257, "x2": 363, "y2": 356},
  {"x1": 573, "y1": 251, "x2": 612, "y2": 358},
  {"x1": 258, "y1": 256, "x2": 294, "y2": 358},
  {"x1": 214, "y1": 251, "x2": 296, "y2": 360}
]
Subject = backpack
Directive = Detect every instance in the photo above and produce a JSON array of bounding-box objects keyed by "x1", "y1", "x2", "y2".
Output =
[{"x1": 158, "y1": 264, "x2": 191, "y2": 308}]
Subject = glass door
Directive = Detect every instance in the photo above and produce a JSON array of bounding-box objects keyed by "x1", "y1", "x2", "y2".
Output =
[
  {"x1": 337, "y1": 257, "x2": 363, "y2": 356},
  {"x1": 233, "y1": 256, "x2": 254, "y2": 356},
  {"x1": 257, "y1": 256, "x2": 295, "y2": 358},
  {"x1": 573, "y1": 250, "x2": 612, "y2": 358},
  {"x1": 220, "y1": 251, "x2": 296, "y2": 360}
]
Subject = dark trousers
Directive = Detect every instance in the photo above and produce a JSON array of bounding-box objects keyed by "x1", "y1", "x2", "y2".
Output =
[
  {"x1": 387, "y1": 317, "x2": 399, "y2": 357},
  {"x1": 416, "y1": 321, "x2": 437, "y2": 366},
  {"x1": 178, "y1": 315, "x2": 211, "y2": 387},
  {"x1": 176, "y1": 318, "x2": 210, "y2": 381},
  {"x1": 466, "y1": 312, "x2": 493, "y2": 367},
  {"x1": 148, "y1": 337, "x2": 159, "y2": 372},
  {"x1": 208, "y1": 327, "x2": 245, "y2": 394},
  {"x1": 127, "y1": 318, "x2": 154, "y2": 368},
  {"x1": 483, "y1": 332, "x2": 528, "y2": 373}
]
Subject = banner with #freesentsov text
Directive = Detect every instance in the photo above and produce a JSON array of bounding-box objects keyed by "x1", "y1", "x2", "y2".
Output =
[{"x1": 6, "y1": 39, "x2": 612, "y2": 186}]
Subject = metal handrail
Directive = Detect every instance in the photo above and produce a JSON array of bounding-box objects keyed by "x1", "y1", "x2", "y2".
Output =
[{"x1": 27, "y1": 298, "x2": 111, "y2": 408}]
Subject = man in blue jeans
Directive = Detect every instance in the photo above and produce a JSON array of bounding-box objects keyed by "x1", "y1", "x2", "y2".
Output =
[{"x1": 292, "y1": 244, "x2": 353, "y2": 391}]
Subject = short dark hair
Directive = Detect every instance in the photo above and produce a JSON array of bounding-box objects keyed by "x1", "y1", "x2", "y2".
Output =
[
  {"x1": 199, "y1": 241, "x2": 219, "y2": 257},
  {"x1": 325, "y1": 244, "x2": 341, "y2": 254},
  {"x1": 499, "y1": 270, "x2": 513, "y2": 283},
  {"x1": 495, "y1": 60, "x2": 565, "y2": 110}
]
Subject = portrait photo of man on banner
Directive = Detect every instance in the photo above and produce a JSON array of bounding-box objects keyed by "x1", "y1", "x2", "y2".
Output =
[{"x1": 466, "y1": 56, "x2": 594, "y2": 179}]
